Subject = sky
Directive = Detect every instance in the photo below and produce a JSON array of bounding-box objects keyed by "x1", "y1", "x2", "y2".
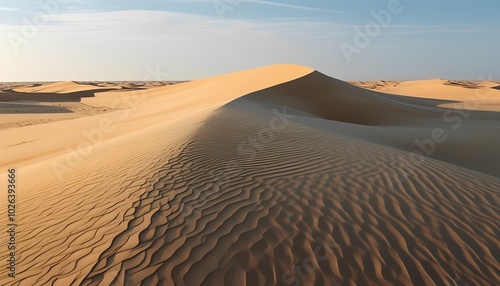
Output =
[{"x1": 0, "y1": 0, "x2": 499, "y2": 81}]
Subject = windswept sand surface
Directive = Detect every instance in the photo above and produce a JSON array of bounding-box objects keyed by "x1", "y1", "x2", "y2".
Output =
[{"x1": 0, "y1": 65, "x2": 499, "y2": 285}]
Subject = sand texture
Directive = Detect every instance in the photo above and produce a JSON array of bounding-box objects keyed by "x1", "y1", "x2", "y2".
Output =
[{"x1": 0, "y1": 65, "x2": 499, "y2": 285}]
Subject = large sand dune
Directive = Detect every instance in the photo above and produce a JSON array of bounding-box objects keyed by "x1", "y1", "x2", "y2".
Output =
[{"x1": 0, "y1": 65, "x2": 499, "y2": 285}]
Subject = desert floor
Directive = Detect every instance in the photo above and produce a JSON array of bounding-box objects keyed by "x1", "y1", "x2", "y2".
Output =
[{"x1": 0, "y1": 65, "x2": 499, "y2": 285}]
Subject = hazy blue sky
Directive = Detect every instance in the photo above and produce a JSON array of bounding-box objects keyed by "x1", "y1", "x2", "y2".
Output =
[{"x1": 0, "y1": 0, "x2": 499, "y2": 81}]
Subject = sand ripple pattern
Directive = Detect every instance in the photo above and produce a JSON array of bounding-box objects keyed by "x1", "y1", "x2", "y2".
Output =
[
  {"x1": 0, "y1": 121, "x2": 200, "y2": 286},
  {"x1": 80, "y1": 104, "x2": 500, "y2": 285}
]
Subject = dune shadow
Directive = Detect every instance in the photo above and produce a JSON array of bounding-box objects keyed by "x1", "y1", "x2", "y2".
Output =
[
  {"x1": 0, "y1": 103, "x2": 73, "y2": 114},
  {"x1": 234, "y1": 71, "x2": 500, "y2": 126},
  {"x1": 0, "y1": 88, "x2": 117, "y2": 102}
]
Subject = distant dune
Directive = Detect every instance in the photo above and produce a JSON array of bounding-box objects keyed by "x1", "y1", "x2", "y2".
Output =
[{"x1": 0, "y1": 65, "x2": 499, "y2": 285}]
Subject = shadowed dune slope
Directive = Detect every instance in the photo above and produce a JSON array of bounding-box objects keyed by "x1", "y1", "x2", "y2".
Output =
[
  {"x1": 237, "y1": 71, "x2": 443, "y2": 126},
  {"x1": 0, "y1": 65, "x2": 499, "y2": 286},
  {"x1": 238, "y1": 71, "x2": 500, "y2": 177},
  {"x1": 81, "y1": 103, "x2": 500, "y2": 285}
]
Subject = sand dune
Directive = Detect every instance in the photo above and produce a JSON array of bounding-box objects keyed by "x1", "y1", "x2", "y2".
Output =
[
  {"x1": 351, "y1": 78, "x2": 500, "y2": 112},
  {"x1": 0, "y1": 65, "x2": 499, "y2": 285},
  {"x1": 0, "y1": 82, "x2": 119, "y2": 104},
  {"x1": 12, "y1": 81, "x2": 121, "y2": 94}
]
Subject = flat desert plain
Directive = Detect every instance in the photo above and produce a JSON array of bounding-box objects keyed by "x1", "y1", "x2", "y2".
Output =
[{"x1": 0, "y1": 64, "x2": 499, "y2": 285}]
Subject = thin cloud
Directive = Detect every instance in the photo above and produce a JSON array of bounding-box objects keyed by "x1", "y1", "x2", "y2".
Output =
[
  {"x1": 244, "y1": 0, "x2": 347, "y2": 14},
  {"x1": 58, "y1": 0, "x2": 84, "y2": 3},
  {"x1": 0, "y1": 7, "x2": 19, "y2": 11},
  {"x1": 176, "y1": 0, "x2": 347, "y2": 14}
]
